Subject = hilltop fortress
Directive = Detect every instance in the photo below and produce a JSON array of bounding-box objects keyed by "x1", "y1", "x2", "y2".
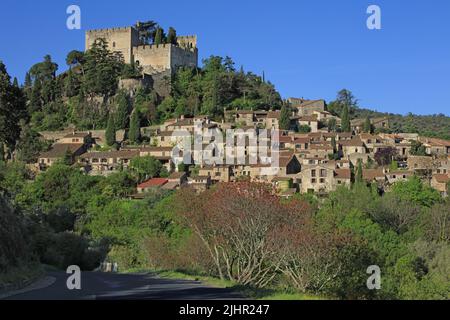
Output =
[{"x1": 85, "y1": 25, "x2": 198, "y2": 76}]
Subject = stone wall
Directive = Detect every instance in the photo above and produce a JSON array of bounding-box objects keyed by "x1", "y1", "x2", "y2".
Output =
[
  {"x1": 85, "y1": 27, "x2": 140, "y2": 63},
  {"x1": 133, "y1": 44, "x2": 172, "y2": 72}
]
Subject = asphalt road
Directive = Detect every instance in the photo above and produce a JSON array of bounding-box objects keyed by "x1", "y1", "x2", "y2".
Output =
[{"x1": 3, "y1": 272, "x2": 244, "y2": 300}]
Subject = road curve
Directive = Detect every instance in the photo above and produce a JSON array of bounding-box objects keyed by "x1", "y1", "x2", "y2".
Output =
[{"x1": 3, "y1": 272, "x2": 244, "y2": 300}]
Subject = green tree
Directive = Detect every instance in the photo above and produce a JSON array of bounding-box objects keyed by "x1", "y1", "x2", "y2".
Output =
[
  {"x1": 128, "y1": 110, "x2": 141, "y2": 144},
  {"x1": 154, "y1": 28, "x2": 164, "y2": 45},
  {"x1": 391, "y1": 176, "x2": 441, "y2": 208},
  {"x1": 15, "y1": 122, "x2": 47, "y2": 163},
  {"x1": 410, "y1": 140, "x2": 427, "y2": 156},
  {"x1": 341, "y1": 105, "x2": 351, "y2": 132},
  {"x1": 130, "y1": 156, "x2": 162, "y2": 181},
  {"x1": 327, "y1": 118, "x2": 337, "y2": 132},
  {"x1": 356, "y1": 159, "x2": 363, "y2": 183},
  {"x1": 279, "y1": 105, "x2": 291, "y2": 130},
  {"x1": 66, "y1": 50, "x2": 85, "y2": 71},
  {"x1": 105, "y1": 113, "x2": 116, "y2": 146},
  {"x1": 364, "y1": 116, "x2": 372, "y2": 133},
  {"x1": 82, "y1": 39, "x2": 124, "y2": 97},
  {"x1": 115, "y1": 91, "x2": 130, "y2": 130},
  {"x1": 167, "y1": 27, "x2": 177, "y2": 45},
  {"x1": 0, "y1": 61, "x2": 27, "y2": 150}
]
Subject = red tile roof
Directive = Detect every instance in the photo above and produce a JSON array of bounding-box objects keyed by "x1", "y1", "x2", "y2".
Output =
[
  {"x1": 138, "y1": 178, "x2": 168, "y2": 189},
  {"x1": 433, "y1": 174, "x2": 450, "y2": 184}
]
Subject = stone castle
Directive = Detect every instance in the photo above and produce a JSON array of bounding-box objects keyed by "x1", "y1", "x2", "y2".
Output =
[{"x1": 85, "y1": 25, "x2": 198, "y2": 75}]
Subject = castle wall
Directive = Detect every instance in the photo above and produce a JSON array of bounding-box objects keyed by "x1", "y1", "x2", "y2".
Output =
[
  {"x1": 170, "y1": 45, "x2": 198, "y2": 70},
  {"x1": 85, "y1": 27, "x2": 140, "y2": 63},
  {"x1": 177, "y1": 35, "x2": 197, "y2": 49},
  {"x1": 133, "y1": 44, "x2": 172, "y2": 73}
]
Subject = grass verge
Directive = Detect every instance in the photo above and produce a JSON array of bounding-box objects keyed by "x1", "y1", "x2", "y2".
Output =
[{"x1": 123, "y1": 268, "x2": 326, "y2": 300}]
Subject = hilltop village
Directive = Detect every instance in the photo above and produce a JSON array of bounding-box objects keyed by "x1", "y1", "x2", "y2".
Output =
[{"x1": 30, "y1": 24, "x2": 450, "y2": 199}]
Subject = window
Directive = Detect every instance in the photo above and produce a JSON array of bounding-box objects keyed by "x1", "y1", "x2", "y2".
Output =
[
  {"x1": 320, "y1": 169, "x2": 327, "y2": 177},
  {"x1": 112, "y1": 42, "x2": 116, "y2": 48},
  {"x1": 320, "y1": 178, "x2": 325, "y2": 183},
  {"x1": 338, "y1": 180, "x2": 342, "y2": 184},
  {"x1": 311, "y1": 179, "x2": 317, "y2": 184},
  {"x1": 393, "y1": 175, "x2": 396, "y2": 179},
  {"x1": 311, "y1": 169, "x2": 316, "y2": 177}
]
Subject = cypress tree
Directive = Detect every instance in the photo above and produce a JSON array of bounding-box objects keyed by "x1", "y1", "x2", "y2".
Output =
[
  {"x1": 129, "y1": 110, "x2": 141, "y2": 144},
  {"x1": 154, "y1": 28, "x2": 163, "y2": 45},
  {"x1": 341, "y1": 105, "x2": 351, "y2": 132},
  {"x1": 167, "y1": 27, "x2": 177, "y2": 45},
  {"x1": 105, "y1": 113, "x2": 116, "y2": 146},
  {"x1": 356, "y1": 159, "x2": 363, "y2": 183},
  {"x1": 12, "y1": 77, "x2": 19, "y2": 88},
  {"x1": 279, "y1": 105, "x2": 291, "y2": 130},
  {"x1": 115, "y1": 91, "x2": 130, "y2": 130}
]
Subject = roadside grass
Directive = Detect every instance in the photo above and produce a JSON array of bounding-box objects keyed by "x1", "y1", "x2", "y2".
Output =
[
  {"x1": 122, "y1": 268, "x2": 326, "y2": 300},
  {"x1": 0, "y1": 263, "x2": 44, "y2": 291}
]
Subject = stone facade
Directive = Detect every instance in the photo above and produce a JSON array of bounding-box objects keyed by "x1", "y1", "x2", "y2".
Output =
[{"x1": 85, "y1": 26, "x2": 198, "y2": 76}]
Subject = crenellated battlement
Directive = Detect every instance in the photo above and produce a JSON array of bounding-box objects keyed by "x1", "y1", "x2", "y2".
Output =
[
  {"x1": 85, "y1": 23, "x2": 198, "y2": 75},
  {"x1": 86, "y1": 26, "x2": 135, "y2": 34}
]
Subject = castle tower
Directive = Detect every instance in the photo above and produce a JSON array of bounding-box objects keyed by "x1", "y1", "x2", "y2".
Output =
[{"x1": 85, "y1": 25, "x2": 198, "y2": 75}]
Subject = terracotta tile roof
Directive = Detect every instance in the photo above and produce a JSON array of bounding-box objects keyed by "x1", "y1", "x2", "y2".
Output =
[
  {"x1": 293, "y1": 137, "x2": 310, "y2": 144},
  {"x1": 298, "y1": 115, "x2": 319, "y2": 122},
  {"x1": 139, "y1": 146, "x2": 174, "y2": 152},
  {"x1": 63, "y1": 132, "x2": 90, "y2": 139},
  {"x1": 138, "y1": 178, "x2": 168, "y2": 188},
  {"x1": 340, "y1": 139, "x2": 365, "y2": 147},
  {"x1": 267, "y1": 111, "x2": 281, "y2": 119},
  {"x1": 168, "y1": 172, "x2": 187, "y2": 180},
  {"x1": 81, "y1": 150, "x2": 139, "y2": 159},
  {"x1": 335, "y1": 168, "x2": 351, "y2": 180},
  {"x1": 39, "y1": 143, "x2": 84, "y2": 159},
  {"x1": 363, "y1": 169, "x2": 385, "y2": 180},
  {"x1": 433, "y1": 174, "x2": 450, "y2": 184}
]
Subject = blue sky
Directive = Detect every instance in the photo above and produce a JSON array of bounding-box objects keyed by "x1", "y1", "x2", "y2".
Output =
[{"x1": 1, "y1": 0, "x2": 449, "y2": 115}]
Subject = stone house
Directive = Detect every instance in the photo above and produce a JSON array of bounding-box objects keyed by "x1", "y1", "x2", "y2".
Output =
[
  {"x1": 362, "y1": 169, "x2": 386, "y2": 184},
  {"x1": 38, "y1": 143, "x2": 87, "y2": 170},
  {"x1": 199, "y1": 165, "x2": 232, "y2": 183},
  {"x1": 431, "y1": 174, "x2": 449, "y2": 197},
  {"x1": 79, "y1": 150, "x2": 139, "y2": 175},
  {"x1": 385, "y1": 170, "x2": 413, "y2": 184},
  {"x1": 288, "y1": 98, "x2": 326, "y2": 116},
  {"x1": 187, "y1": 175, "x2": 212, "y2": 192}
]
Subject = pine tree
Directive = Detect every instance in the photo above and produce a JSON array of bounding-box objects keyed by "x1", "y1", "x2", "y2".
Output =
[
  {"x1": 167, "y1": 27, "x2": 177, "y2": 45},
  {"x1": 279, "y1": 105, "x2": 291, "y2": 130},
  {"x1": 364, "y1": 116, "x2": 372, "y2": 133},
  {"x1": 24, "y1": 72, "x2": 32, "y2": 88},
  {"x1": 129, "y1": 110, "x2": 141, "y2": 144},
  {"x1": 12, "y1": 77, "x2": 19, "y2": 88},
  {"x1": 341, "y1": 105, "x2": 351, "y2": 132},
  {"x1": 105, "y1": 113, "x2": 116, "y2": 146},
  {"x1": 29, "y1": 81, "x2": 42, "y2": 113}
]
